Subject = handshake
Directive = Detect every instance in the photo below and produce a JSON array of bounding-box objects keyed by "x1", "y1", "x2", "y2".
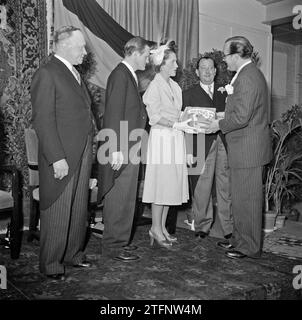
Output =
[{"x1": 173, "y1": 111, "x2": 224, "y2": 134}]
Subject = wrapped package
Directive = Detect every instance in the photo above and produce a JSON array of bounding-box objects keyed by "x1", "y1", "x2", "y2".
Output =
[{"x1": 180, "y1": 107, "x2": 216, "y2": 129}]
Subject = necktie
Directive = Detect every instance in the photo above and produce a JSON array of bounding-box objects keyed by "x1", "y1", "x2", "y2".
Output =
[
  {"x1": 72, "y1": 66, "x2": 81, "y2": 84},
  {"x1": 207, "y1": 85, "x2": 213, "y2": 99}
]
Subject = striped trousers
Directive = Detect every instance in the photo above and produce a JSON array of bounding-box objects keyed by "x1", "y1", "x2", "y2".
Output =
[
  {"x1": 39, "y1": 136, "x2": 92, "y2": 275},
  {"x1": 192, "y1": 136, "x2": 233, "y2": 236},
  {"x1": 230, "y1": 166, "x2": 263, "y2": 257}
]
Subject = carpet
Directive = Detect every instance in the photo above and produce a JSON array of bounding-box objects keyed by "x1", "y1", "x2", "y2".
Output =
[{"x1": 1, "y1": 224, "x2": 301, "y2": 301}]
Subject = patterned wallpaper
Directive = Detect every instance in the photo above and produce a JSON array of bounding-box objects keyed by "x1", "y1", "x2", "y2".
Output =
[
  {"x1": 0, "y1": 0, "x2": 47, "y2": 96},
  {"x1": 0, "y1": 0, "x2": 47, "y2": 168},
  {"x1": 13, "y1": 0, "x2": 47, "y2": 75}
]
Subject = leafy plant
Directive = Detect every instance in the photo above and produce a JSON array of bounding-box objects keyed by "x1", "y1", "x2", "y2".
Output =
[
  {"x1": 264, "y1": 104, "x2": 302, "y2": 215},
  {"x1": 178, "y1": 49, "x2": 260, "y2": 91},
  {"x1": 76, "y1": 51, "x2": 104, "y2": 132}
]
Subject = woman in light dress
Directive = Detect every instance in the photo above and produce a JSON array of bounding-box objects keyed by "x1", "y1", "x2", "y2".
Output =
[{"x1": 142, "y1": 41, "x2": 197, "y2": 248}]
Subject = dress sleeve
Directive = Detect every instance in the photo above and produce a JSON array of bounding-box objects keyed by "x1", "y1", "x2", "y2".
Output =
[{"x1": 143, "y1": 81, "x2": 162, "y2": 126}]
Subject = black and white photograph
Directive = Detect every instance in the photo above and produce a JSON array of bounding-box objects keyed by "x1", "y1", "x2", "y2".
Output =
[{"x1": 0, "y1": 0, "x2": 301, "y2": 315}]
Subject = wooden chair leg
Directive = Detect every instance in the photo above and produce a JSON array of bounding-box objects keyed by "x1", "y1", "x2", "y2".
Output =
[
  {"x1": 10, "y1": 206, "x2": 22, "y2": 259},
  {"x1": 27, "y1": 193, "x2": 40, "y2": 242},
  {"x1": 10, "y1": 183, "x2": 22, "y2": 259}
]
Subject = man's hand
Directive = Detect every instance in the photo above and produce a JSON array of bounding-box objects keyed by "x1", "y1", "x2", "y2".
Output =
[
  {"x1": 53, "y1": 159, "x2": 69, "y2": 180},
  {"x1": 110, "y1": 151, "x2": 124, "y2": 171},
  {"x1": 186, "y1": 154, "x2": 194, "y2": 166},
  {"x1": 89, "y1": 178, "x2": 98, "y2": 189},
  {"x1": 173, "y1": 119, "x2": 203, "y2": 134},
  {"x1": 205, "y1": 119, "x2": 220, "y2": 134},
  {"x1": 216, "y1": 112, "x2": 225, "y2": 120}
]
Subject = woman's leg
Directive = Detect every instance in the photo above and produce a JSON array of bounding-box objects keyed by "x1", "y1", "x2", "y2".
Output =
[
  {"x1": 151, "y1": 203, "x2": 165, "y2": 240},
  {"x1": 161, "y1": 205, "x2": 170, "y2": 237}
]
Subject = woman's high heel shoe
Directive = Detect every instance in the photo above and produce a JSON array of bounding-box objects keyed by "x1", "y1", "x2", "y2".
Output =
[
  {"x1": 149, "y1": 230, "x2": 172, "y2": 248},
  {"x1": 164, "y1": 233, "x2": 177, "y2": 242}
]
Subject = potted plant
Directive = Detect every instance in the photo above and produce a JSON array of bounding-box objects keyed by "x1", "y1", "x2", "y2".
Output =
[{"x1": 264, "y1": 104, "x2": 302, "y2": 231}]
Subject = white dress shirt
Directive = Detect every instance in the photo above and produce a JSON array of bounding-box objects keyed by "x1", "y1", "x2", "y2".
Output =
[
  {"x1": 122, "y1": 60, "x2": 138, "y2": 85},
  {"x1": 200, "y1": 82, "x2": 214, "y2": 99},
  {"x1": 54, "y1": 54, "x2": 80, "y2": 83}
]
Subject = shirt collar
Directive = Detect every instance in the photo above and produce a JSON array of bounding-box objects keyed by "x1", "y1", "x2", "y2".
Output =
[
  {"x1": 231, "y1": 59, "x2": 252, "y2": 85},
  {"x1": 200, "y1": 81, "x2": 214, "y2": 91},
  {"x1": 54, "y1": 54, "x2": 73, "y2": 72},
  {"x1": 122, "y1": 60, "x2": 138, "y2": 84}
]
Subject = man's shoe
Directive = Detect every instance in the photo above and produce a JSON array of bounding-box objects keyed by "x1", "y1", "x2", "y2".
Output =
[
  {"x1": 122, "y1": 245, "x2": 138, "y2": 251},
  {"x1": 113, "y1": 252, "x2": 140, "y2": 262},
  {"x1": 73, "y1": 261, "x2": 92, "y2": 268},
  {"x1": 225, "y1": 250, "x2": 247, "y2": 259},
  {"x1": 195, "y1": 231, "x2": 208, "y2": 239},
  {"x1": 217, "y1": 240, "x2": 234, "y2": 250},
  {"x1": 46, "y1": 273, "x2": 65, "y2": 281},
  {"x1": 90, "y1": 221, "x2": 104, "y2": 239},
  {"x1": 224, "y1": 233, "x2": 232, "y2": 240}
]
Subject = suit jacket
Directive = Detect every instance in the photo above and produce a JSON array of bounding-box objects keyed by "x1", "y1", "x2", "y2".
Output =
[
  {"x1": 182, "y1": 82, "x2": 227, "y2": 159},
  {"x1": 98, "y1": 63, "x2": 147, "y2": 201},
  {"x1": 31, "y1": 56, "x2": 92, "y2": 210},
  {"x1": 219, "y1": 62, "x2": 272, "y2": 168}
]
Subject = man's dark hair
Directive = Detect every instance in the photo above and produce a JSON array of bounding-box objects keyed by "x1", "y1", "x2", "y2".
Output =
[
  {"x1": 124, "y1": 37, "x2": 149, "y2": 57},
  {"x1": 225, "y1": 36, "x2": 253, "y2": 59},
  {"x1": 196, "y1": 55, "x2": 216, "y2": 70}
]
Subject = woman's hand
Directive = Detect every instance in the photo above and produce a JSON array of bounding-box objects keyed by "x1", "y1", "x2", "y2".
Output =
[
  {"x1": 186, "y1": 154, "x2": 194, "y2": 166},
  {"x1": 173, "y1": 119, "x2": 202, "y2": 134}
]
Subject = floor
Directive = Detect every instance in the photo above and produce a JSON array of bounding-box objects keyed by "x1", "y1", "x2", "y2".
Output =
[{"x1": 1, "y1": 205, "x2": 302, "y2": 300}]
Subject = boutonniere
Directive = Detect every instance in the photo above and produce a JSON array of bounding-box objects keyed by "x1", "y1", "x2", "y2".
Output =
[
  {"x1": 225, "y1": 84, "x2": 234, "y2": 95},
  {"x1": 217, "y1": 86, "x2": 226, "y2": 94}
]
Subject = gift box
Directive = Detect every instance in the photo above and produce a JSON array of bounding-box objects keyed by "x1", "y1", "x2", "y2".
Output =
[{"x1": 180, "y1": 107, "x2": 216, "y2": 129}]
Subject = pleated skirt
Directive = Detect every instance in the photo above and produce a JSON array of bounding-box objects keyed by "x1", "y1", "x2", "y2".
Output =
[{"x1": 142, "y1": 127, "x2": 189, "y2": 205}]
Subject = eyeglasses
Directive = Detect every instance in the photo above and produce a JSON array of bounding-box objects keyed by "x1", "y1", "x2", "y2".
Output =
[{"x1": 223, "y1": 53, "x2": 234, "y2": 60}]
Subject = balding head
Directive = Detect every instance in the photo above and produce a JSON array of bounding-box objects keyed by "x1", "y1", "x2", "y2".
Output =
[{"x1": 53, "y1": 26, "x2": 87, "y2": 65}]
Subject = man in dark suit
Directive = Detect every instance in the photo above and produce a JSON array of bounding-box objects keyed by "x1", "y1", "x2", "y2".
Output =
[
  {"x1": 208, "y1": 36, "x2": 272, "y2": 259},
  {"x1": 183, "y1": 56, "x2": 233, "y2": 240},
  {"x1": 31, "y1": 26, "x2": 94, "y2": 280},
  {"x1": 97, "y1": 37, "x2": 150, "y2": 262}
]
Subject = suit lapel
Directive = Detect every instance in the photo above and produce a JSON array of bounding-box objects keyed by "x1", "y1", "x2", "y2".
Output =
[
  {"x1": 119, "y1": 63, "x2": 140, "y2": 95},
  {"x1": 197, "y1": 85, "x2": 213, "y2": 105},
  {"x1": 213, "y1": 82, "x2": 227, "y2": 106},
  {"x1": 232, "y1": 62, "x2": 253, "y2": 87},
  {"x1": 80, "y1": 81, "x2": 92, "y2": 106},
  {"x1": 52, "y1": 57, "x2": 91, "y2": 107},
  {"x1": 227, "y1": 63, "x2": 253, "y2": 108},
  {"x1": 119, "y1": 63, "x2": 145, "y2": 110}
]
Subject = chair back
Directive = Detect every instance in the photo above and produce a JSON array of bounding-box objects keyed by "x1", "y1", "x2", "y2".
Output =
[{"x1": 24, "y1": 128, "x2": 39, "y2": 186}]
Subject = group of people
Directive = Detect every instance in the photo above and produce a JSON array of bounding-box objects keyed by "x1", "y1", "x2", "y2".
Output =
[{"x1": 30, "y1": 25, "x2": 272, "y2": 280}]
